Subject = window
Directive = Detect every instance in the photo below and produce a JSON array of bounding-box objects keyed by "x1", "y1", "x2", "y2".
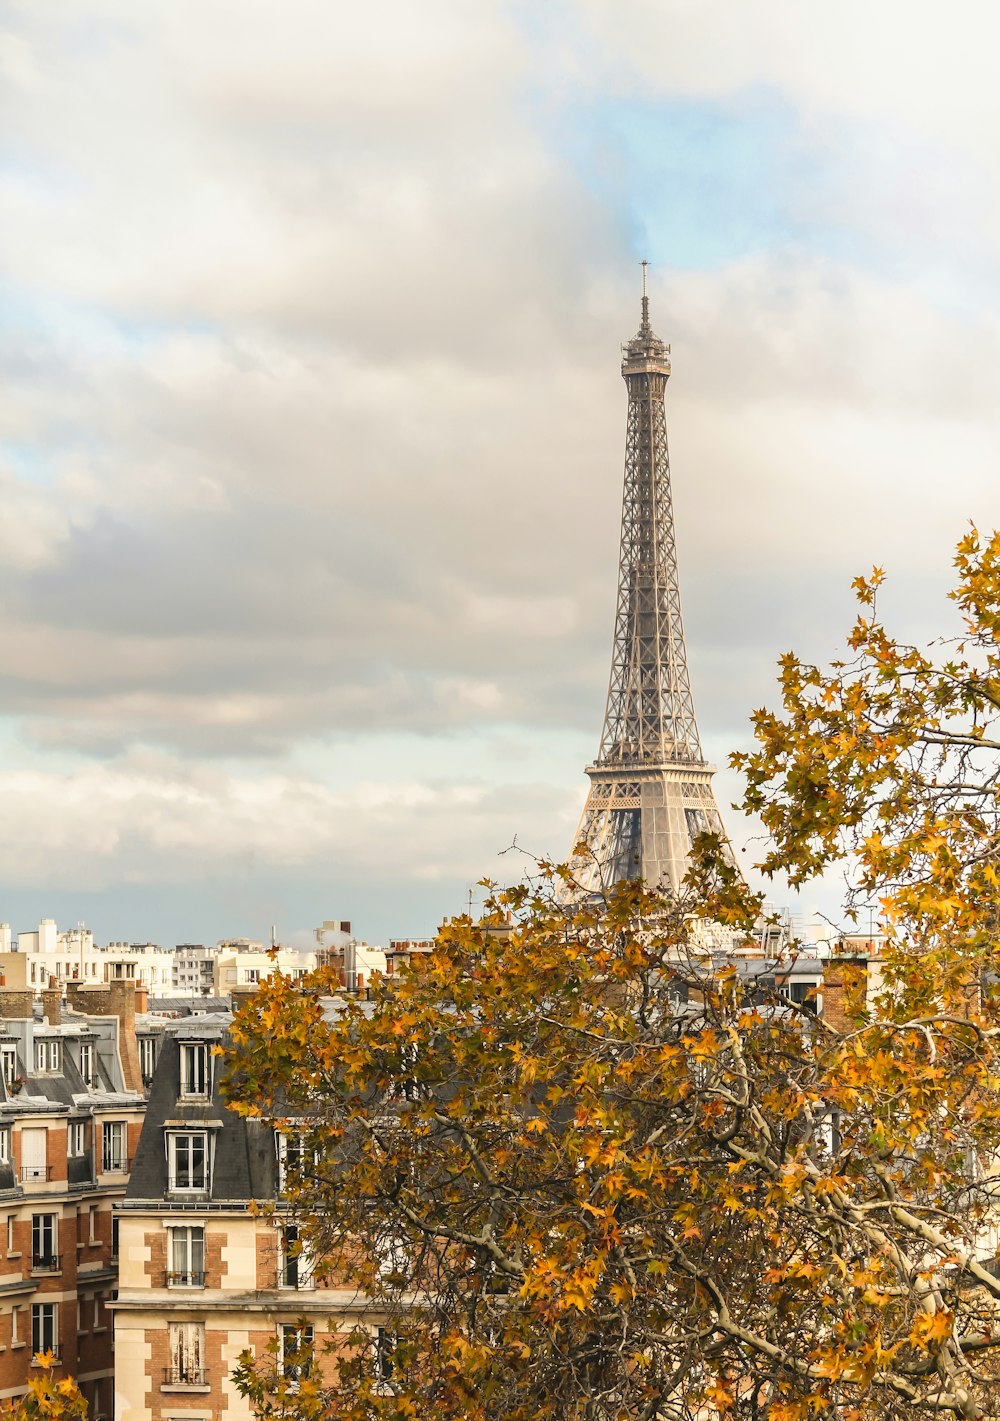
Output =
[
  {"x1": 278, "y1": 1325, "x2": 314, "y2": 1384},
  {"x1": 79, "y1": 1042, "x2": 95, "y2": 1085},
  {"x1": 34, "y1": 1040, "x2": 60, "y2": 1073},
  {"x1": 21, "y1": 1127, "x2": 47, "y2": 1182},
  {"x1": 245, "y1": 969, "x2": 260, "y2": 983},
  {"x1": 31, "y1": 1302, "x2": 57, "y2": 1358},
  {"x1": 139, "y1": 1037, "x2": 156, "y2": 1085},
  {"x1": 0, "y1": 1129, "x2": 10, "y2": 1164},
  {"x1": 1, "y1": 1046, "x2": 16, "y2": 1087},
  {"x1": 67, "y1": 1122, "x2": 85, "y2": 1157},
  {"x1": 280, "y1": 1223, "x2": 299, "y2": 1288},
  {"x1": 111, "y1": 1215, "x2": 119, "y2": 1259},
  {"x1": 31, "y1": 1214, "x2": 57, "y2": 1270},
  {"x1": 376, "y1": 1327, "x2": 396, "y2": 1384},
  {"x1": 279, "y1": 1223, "x2": 314, "y2": 1289},
  {"x1": 7, "y1": 1217, "x2": 14, "y2": 1254},
  {"x1": 102, "y1": 1122, "x2": 126, "y2": 1173},
  {"x1": 167, "y1": 1132, "x2": 208, "y2": 1192},
  {"x1": 88, "y1": 1207, "x2": 97, "y2": 1244},
  {"x1": 166, "y1": 1322, "x2": 204, "y2": 1385},
  {"x1": 179, "y1": 1043, "x2": 209, "y2": 1099},
  {"x1": 782, "y1": 980, "x2": 819, "y2": 1014},
  {"x1": 275, "y1": 1130, "x2": 303, "y2": 1193},
  {"x1": 168, "y1": 1226, "x2": 204, "y2": 1287},
  {"x1": 11, "y1": 1305, "x2": 18, "y2": 1346}
]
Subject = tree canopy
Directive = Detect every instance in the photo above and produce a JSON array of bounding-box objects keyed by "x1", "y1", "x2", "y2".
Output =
[
  {"x1": 2, "y1": 1360, "x2": 88, "y2": 1421},
  {"x1": 225, "y1": 529, "x2": 1000, "y2": 1421}
]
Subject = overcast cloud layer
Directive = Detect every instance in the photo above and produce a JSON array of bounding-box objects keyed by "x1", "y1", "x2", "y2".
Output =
[{"x1": 2, "y1": 1, "x2": 1000, "y2": 944}]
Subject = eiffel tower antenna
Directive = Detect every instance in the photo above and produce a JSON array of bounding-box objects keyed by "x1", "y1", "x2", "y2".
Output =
[{"x1": 569, "y1": 264, "x2": 730, "y2": 894}]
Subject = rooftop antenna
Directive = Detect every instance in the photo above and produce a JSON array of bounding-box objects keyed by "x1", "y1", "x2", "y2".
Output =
[{"x1": 640, "y1": 258, "x2": 650, "y2": 334}]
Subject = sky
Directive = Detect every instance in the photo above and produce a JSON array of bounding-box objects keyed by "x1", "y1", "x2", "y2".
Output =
[{"x1": 2, "y1": 0, "x2": 1000, "y2": 947}]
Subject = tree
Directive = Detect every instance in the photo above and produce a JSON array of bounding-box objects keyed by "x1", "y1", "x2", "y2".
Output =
[
  {"x1": 0, "y1": 1359, "x2": 88, "y2": 1421},
  {"x1": 225, "y1": 528, "x2": 1000, "y2": 1421}
]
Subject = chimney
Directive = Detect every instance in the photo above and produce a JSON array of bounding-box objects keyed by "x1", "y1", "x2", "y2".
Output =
[
  {"x1": 41, "y1": 988, "x2": 61, "y2": 1027},
  {"x1": 66, "y1": 980, "x2": 143, "y2": 1094},
  {"x1": 0, "y1": 989, "x2": 33, "y2": 1020}
]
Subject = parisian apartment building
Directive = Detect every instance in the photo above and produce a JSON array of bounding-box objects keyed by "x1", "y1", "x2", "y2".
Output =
[
  {"x1": 0, "y1": 979, "x2": 147, "y2": 1420},
  {"x1": 114, "y1": 1012, "x2": 362, "y2": 1421}
]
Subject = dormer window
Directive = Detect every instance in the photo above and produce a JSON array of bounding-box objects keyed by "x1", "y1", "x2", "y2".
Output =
[
  {"x1": 139, "y1": 1037, "x2": 156, "y2": 1086},
  {"x1": 79, "y1": 1041, "x2": 95, "y2": 1086},
  {"x1": 179, "y1": 1043, "x2": 209, "y2": 1099},
  {"x1": 167, "y1": 1131, "x2": 209, "y2": 1193},
  {"x1": 1, "y1": 1047, "x2": 16, "y2": 1088},
  {"x1": 34, "y1": 1040, "x2": 60, "y2": 1073}
]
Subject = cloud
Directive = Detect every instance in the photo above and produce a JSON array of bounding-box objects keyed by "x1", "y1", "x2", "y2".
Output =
[
  {"x1": 1, "y1": 2, "x2": 999, "y2": 936},
  {"x1": 0, "y1": 751, "x2": 578, "y2": 893}
]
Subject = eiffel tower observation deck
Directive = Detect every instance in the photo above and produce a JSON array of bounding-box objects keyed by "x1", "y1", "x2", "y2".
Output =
[{"x1": 570, "y1": 264, "x2": 729, "y2": 894}]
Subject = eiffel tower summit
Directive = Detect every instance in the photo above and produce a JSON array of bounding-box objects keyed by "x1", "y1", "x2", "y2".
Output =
[{"x1": 570, "y1": 263, "x2": 729, "y2": 894}]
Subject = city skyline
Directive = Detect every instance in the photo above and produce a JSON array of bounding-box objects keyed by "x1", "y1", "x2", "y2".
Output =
[{"x1": 3, "y1": 4, "x2": 1000, "y2": 944}]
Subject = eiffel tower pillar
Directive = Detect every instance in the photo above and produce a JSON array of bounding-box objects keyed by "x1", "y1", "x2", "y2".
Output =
[{"x1": 570, "y1": 265, "x2": 729, "y2": 895}]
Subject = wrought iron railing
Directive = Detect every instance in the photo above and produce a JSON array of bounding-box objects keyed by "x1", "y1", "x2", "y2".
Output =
[
  {"x1": 165, "y1": 1270, "x2": 205, "y2": 1288},
  {"x1": 162, "y1": 1366, "x2": 206, "y2": 1387}
]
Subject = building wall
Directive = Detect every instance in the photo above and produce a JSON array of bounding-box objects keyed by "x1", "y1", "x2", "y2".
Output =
[{"x1": 115, "y1": 1212, "x2": 348, "y2": 1421}]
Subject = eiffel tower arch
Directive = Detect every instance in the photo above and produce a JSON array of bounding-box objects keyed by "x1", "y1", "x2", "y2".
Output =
[{"x1": 570, "y1": 266, "x2": 730, "y2": 895}]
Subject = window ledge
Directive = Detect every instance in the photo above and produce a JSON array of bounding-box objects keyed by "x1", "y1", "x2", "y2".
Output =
[
  {"x1": 161, "y1": 1384, "x2": 210, "y2": 1395},
  {"x1": 10, "y1": 1341, "x2": 25, "y2": 1351},
  {"x1": 7, "y1": 1252, "x2": 21, "y2": 1260},
  {"x1": 88, "y1": 1241, "x2": 102, "y2": 1249},
  {"x1": 93, "y1": 1326, "x2": 108, "y2": 1335}
]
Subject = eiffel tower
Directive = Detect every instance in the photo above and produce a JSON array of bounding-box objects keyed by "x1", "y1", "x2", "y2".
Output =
[{"x1": 570, "y1": 264, "x2": 729, "y2": 894}]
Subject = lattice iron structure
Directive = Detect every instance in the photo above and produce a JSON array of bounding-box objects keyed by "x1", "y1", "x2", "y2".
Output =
[{"x1": 570, "y1": 266, "x2": 729, "y2": 894}]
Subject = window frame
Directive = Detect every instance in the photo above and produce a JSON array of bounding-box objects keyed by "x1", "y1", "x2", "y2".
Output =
[
  {"x1": 167, "y1": 1225, "x2": 205, "y2": 1288},
  {"x1": 101, "y1": 1121, "x2": 127, "y2": 1174},
  {"x1": 31, "y1": 1301, "x2": 57, "y2": 1358},
  {"x1": 67, "y1": 1121, "x2": 85, "y2": 1158},
  {"x1": 34, "y1": 1040, "x2": 60, "y2": 1073},
  {"x1": 178, "y1": 1042, "x2": 210, "y2": 1100},
  {"x1": 166, "y1": 1131, "x2": 210, "y2": 1193},
  {"x1": 31, "y1": 1213, "x2": 57, "y2": 1270},
  {"x1": 278, "y1": 1324, "x2": 314, "y2": 1384},
  {"x1": 167, "y1": 1320, "x2": 205, "y2": 1386}
]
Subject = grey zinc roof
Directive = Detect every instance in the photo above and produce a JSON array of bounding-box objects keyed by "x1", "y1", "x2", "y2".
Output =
[{"x1": 126, "y1": 1024, "x2": 280, "y2": 1206}]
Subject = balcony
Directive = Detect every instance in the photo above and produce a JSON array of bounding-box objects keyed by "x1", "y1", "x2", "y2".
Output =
[
  {"x1": 30, "y1": 1254, "x2": 61, "y2": 1274},
  {"x1": 165, "y1": 1270, "x2": 205, "y2": 1288},
  {"x1": 100, "y1": 1155, "x2": 130, "y2": 1175},
  {"x1": 20, "y1": 1166, "x2": 52, "y2": 1184},
  {"x1": 162, "y1": 1366, "x2": 208, "y2": 1389}
]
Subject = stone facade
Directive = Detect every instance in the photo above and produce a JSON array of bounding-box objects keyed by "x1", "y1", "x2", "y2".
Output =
[{"x1": 114, "y1": 1014, "x2": 363, "y2": 1421}]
